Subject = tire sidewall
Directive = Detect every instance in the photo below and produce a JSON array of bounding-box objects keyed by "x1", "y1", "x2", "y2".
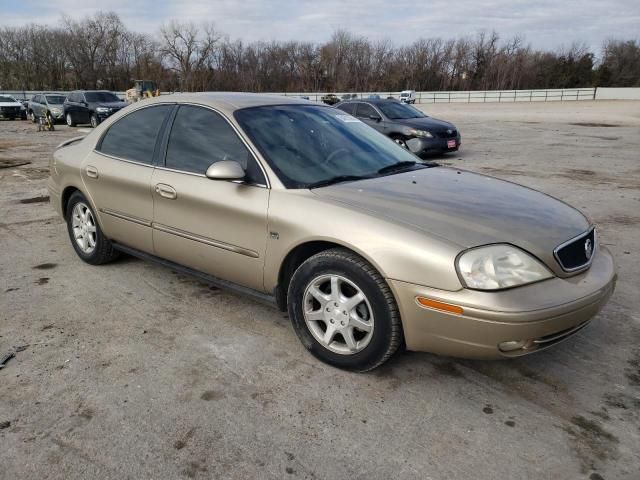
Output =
[
  {"x1": 65, "y1": 192, "x2": 106, "y2": 264},
  {"x1": 288, "y1": 253, "x2": 396, "y2": 371},
  {"x1": 90, "y1": 114, "x2": 98, "y2": 128}
]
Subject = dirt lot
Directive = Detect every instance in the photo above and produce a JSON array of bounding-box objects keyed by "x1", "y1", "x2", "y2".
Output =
[{"x1": 1, "y1": 101, "x2": 639, "y2": 480}]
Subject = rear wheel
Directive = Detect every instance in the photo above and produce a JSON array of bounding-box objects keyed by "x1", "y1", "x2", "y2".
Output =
[
  {"x1": 66, "y1": 191, "x2": 118, "y2": 265},
  {"x1": 288, "y1": 248, "x2": 402, "y2": 371}
]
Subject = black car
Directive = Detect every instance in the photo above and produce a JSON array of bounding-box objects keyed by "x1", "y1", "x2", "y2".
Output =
[
  {"x1": 64, "y1": 90, "x2": 129, "y2": 128},
  {"x1": 335, "y1": 99, "x2": 461, "y2": 156}
]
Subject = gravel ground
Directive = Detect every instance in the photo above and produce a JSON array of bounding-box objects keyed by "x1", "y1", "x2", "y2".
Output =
[{"x1": 1, "y1": 101, "x2": 639, "y2": 480}]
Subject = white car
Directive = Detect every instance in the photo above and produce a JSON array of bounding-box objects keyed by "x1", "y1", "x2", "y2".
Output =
[
  {"x1": 0, "y1": 94, "x2": 26, "y2": 120},
  {"x1": 399, "y1": 90, "x2": 416, "y2": 104}
]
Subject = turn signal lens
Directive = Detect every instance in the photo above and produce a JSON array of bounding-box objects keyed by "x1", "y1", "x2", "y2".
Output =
[{"x1": 416, "y1": 297, "x2": 464, "y2": 315}]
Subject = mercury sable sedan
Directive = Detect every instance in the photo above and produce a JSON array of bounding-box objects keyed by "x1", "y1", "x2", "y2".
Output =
[{"x1": 47, "y1": 93, "x2": 616, "y2": 371}]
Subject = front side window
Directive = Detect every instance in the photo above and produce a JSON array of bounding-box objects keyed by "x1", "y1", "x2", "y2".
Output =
[
  {"x1": 235, "y1": 105, "x2": 425, "y2": 188},
  {"x1": 98, "y1": 105, "x2": 172, "y2": 164},
  {"x1": 355, "y1": 103, "x2": 378, "y2": 119},
  {"x1": 165, "y1": 105, "x2": 265, "y2": 184}
]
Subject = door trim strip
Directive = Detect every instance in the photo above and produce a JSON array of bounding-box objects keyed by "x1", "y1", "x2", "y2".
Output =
[
  {"x1": 99, "y1": 208, "x2": 152, "y2": 227},
  {"x1": 112, "y1": 242, "x2": 275, "y2": 307},
  {"x1": 152, "y1": 222, "x2": 259, "y2": 258}
]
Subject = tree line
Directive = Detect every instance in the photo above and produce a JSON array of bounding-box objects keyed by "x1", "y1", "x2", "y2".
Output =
[{"x1": 0, "y1": 11, "x2": 638, "y2": 93}]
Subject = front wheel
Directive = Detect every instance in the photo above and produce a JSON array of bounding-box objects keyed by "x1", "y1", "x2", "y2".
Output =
[
  {"x1": 288, "y1": 248, "x2": 402, "y2": 371},
  {"x1": 30, "y1": 111, "x2": 37, "y2": 123},
  {"x1": 90, "y1": 114, "x2": 99, "y2": 128},
  {"x1": 66, "y1": 113, "x2": 76, "y2": 127},
  {"x1": 391, "y1": 135, "x2": 408, "y2": 149},
  {"x1": 66, "y1": 191, "x2": 118, "y2": 265}
]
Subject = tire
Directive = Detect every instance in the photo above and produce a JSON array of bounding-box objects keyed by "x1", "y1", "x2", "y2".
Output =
[
  {"x1": 66, "y1": 191, "x2": 118, "y2": 265},
  {"x1": 288, "y1": 248, "x2": 402, "y2": 372},
  {"x1": 66, "y1": 113, "x2": 76, "y2": 127},
  {"x1": 90, "y1": 114, "x2": 99, "y2": 128},
  {"x1": 30, "y1": 111, "x2": 36, "y2": 123},
  {"x1": 391, "y1": 135, "x2": 409, "y2": 149}
]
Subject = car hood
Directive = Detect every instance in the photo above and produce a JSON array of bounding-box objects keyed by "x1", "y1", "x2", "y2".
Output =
[
  {"x1": 394, "y1": 116, "x2": 455, "y2": 132},
  {"x1": 93, "y1": 101, "x2": 128, "y2": 109},
  {"x1": 311, "y1": 167, "x2": 590, "y2": 276}
]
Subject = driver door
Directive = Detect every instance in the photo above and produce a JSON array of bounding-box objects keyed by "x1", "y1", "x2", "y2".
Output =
[
  {"x1": 355, "y1": 103, "x2": 385, "y2": 133},
  {"x1": 151, "y1": 104, "x2": 270, "y2": 291}
]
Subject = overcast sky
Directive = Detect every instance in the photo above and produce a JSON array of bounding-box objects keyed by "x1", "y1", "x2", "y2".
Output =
[{"x1": 2, "y1": 0, "x2": 639, "y2": 52}]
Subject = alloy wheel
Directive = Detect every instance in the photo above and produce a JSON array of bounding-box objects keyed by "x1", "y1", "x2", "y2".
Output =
[
  {"x1": 71, "y1": 202, "x2": 97, "y2": 254},
  {"x1": 394, "y1": 137, "x2": 408, "y2": 149},
  {"x1": 303, "y1": 274, "x2": 374, "y2": 355}
]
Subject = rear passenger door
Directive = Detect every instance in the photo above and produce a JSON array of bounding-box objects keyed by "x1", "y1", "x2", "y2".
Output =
[
  {"x1": 151, "y1": 104, "x2": 270, "y2": 291},
  {"x1": 85, "y1": 104, "x2": 173, "y2": 253}
]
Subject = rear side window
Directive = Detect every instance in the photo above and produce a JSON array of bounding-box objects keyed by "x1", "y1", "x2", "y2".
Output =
[
  {"x1": 336, "y1": 103, "x2": 356, "y2": 115},
  {"x1": 98, "y1": 105, "x2": 171, "y2": 164},
  {"x1": 355, "y1": 103, "x2": 377, "y2": 119},
  {"x1": 165, "y1": 105, "x2": 265, "y2": 184}
]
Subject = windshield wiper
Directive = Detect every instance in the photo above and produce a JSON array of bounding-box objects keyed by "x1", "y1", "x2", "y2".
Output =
[
  {"x1": 304, "y1": 174, "x2": 373, "y2": 189},
  {"x1": 377, "y1": 161, "x2": 417, "y2": 175}
]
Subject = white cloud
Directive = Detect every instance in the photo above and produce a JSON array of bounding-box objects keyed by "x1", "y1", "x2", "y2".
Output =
[{"x1": 2, "y1": 0, "x2": 639, "y2": 51}]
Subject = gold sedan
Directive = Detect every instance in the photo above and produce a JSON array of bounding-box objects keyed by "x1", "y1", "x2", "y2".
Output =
[{"x1": 47, "y1": 93, "x2": 616, "y2": 371}]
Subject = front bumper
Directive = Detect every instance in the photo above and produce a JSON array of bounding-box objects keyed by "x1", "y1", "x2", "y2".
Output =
[
  {"x1": 389, "y1": 246, "x2": 616, "y2": 359},
  {"x1": 95, "y1": 109, "x2": 123, "y2": 121},
  {"x1": 407, "y1": 134, "x2": 461, "y2": 155}
]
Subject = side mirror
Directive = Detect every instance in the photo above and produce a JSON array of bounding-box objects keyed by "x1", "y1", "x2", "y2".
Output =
[
  {"x1": 369, "y1": 114, "x2": 381, "y2": 122},
  {"x1": 205, "y1": 160, "x2": 245, "y2": 181}
]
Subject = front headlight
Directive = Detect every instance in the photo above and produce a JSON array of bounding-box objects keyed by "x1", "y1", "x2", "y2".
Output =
[
  {"x1": 456, "y1": 244, "x2": 553, "y2": 290},
  {"x1": 408, "y1": 128, "x2": 433, "y2": 138},
  {"x1": 96, "y1": 107, "x2": 110, "y2": 113},
  {"x1": 51, "y1": 107, "x2": 62, "y2": 114}
]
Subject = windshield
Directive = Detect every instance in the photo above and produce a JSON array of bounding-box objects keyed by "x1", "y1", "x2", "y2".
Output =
[
  {"x1": 46, "y1": 95, "x2": 67, "y2": 104},
  {"x1": 84, "y1": 92, "x2": 120, "y2": 103},
  {"x1": 378, "y1": 102, "x2": 426, "y2": 120},
  {"x1": 0, "y1": 96, "x2": 16, "y2": 103},
  {"x1": 235, "y1": 105, "x2": 426, "y2": 189}
]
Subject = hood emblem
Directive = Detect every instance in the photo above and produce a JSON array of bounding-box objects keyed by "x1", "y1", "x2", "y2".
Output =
[
  {"x1": 584, "y1": 238, "x2": 593, "y2": 260},
  {"x1": 447, "y1": 129, "x2": 453, "y2": 134}
]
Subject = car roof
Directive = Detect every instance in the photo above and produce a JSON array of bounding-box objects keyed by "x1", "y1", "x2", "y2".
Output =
[{"x1": 133, "y1": 92, "x2": 314, "y2": 115}]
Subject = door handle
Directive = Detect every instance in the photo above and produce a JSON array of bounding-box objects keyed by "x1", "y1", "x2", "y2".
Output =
[
  {"x1": 86, "y1": 165, "x2": 99, "y2": 178},
  {"x1": 155, "y1": 183, "x2": 177, "y2": 200}
]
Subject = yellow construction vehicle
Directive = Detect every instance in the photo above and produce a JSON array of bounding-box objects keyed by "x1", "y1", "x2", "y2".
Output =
[{"x1": 125, "y1": 80, "x2": 160, "y2": 103}]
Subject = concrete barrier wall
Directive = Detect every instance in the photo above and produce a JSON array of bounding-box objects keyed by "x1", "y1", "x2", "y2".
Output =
[{"x1": 595, "y1": 87, "x2": 640, "y2": 100}]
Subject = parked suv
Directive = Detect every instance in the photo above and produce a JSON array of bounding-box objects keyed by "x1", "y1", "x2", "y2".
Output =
[
  {"x1": 336, "y1": 98, "x2": 460, "y2": 155},
  {"x1": 28, "y1": 94, "x2": 67, "y2": 123},
  {"x1": 0, "y1": 95, "x2": 26, "y2": 120},
  {"x1": 64, "y1": 90, "x2": 128, "y2": 128}
]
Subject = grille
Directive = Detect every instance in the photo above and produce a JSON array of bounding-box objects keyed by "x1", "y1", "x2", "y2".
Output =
[
  {"x1": 554, "y1": 228, "x2": 595, "y2": 271},
  {"x1": 436, "y1": 129, "x2": 457, "y2": 139}
]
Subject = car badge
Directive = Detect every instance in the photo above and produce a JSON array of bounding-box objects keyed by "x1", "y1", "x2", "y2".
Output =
[
  {"x1": 447, "y1": 129, "x2": 453, "y2": 134},
  {"x1": 584, "y1": 238, "x2": 593, "y2": 260}
]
